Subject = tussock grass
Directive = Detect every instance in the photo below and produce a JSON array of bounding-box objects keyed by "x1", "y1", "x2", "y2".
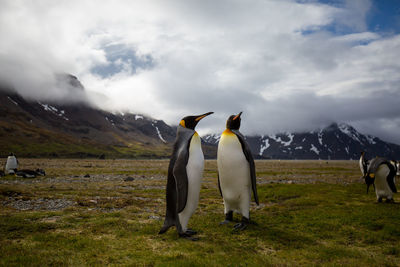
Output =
[{"x1": 1, "y1": 160, "x2": 399, "y2": 266}]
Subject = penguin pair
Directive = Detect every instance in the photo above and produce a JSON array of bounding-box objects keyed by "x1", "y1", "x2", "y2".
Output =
[
  {"x1": 159, "y1": 112, "x2": 258, "y2": 240},
  {"x1": 360, "y1": 152, "x2": 397, "y2": 202}
]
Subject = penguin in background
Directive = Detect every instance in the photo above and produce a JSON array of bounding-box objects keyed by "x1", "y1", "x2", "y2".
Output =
[
  {"x1": 359, "y1": 151, "x2": 373, "y2": 192},
  {"x1": 361, "y1": 152, "x2": 397, "y2": 202},
  {"x1": 217, "y1": 112, "x2": 259, "y2": 230},
  {"x1": 5, "y1": 153, "x2": 18, "y2": 175},
  {"x1": 159, "y1": 112, "x2": 213, "y2": 240}
]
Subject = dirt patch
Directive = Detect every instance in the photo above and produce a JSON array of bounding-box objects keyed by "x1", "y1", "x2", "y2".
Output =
[{"x1": 2, "y1": 197, "x2": 76, "y2": 211}]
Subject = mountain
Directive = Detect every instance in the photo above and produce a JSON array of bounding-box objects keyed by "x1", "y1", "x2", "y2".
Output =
[
  {"x1": 204, "y1": 123, "x2": 400, "y2": 160},
  {"x1": 2, "y1": 74, "x2": 398, "y2": 160},
  {"x1": 0, "y1": 74, "x2": 176, "y2": 158}
]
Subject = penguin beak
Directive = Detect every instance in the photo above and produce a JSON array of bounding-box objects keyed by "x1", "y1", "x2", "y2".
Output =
[
  {"x1": 195, "y1": 112, "x2": 214, "y2": 121},
  {"x1": 233, "y1": 111, "x2": 243, "y2": 120}
]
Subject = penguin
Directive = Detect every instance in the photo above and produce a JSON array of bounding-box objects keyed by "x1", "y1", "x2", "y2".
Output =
[
  {"x1": 390, "y1": 160, "x2": 400, "y2": 177},
  {"x1": 359, "y1": 151, "x2": 374, "y2": 192},
  {"x1": 359, "y1": 151, "x2": 368, "y2": 177},
  {"x1": 396, "y1": 161, "x2": 400, "y2": 177},
  {"x1": 217, "y1": 112, "x2": 258, "y2": 230},
  {"x1": 5, "y1": 153, "x2": 18, "y2": 175},
  {"x1": 363, "y1": 156, "x2": 397, "y2": 203},
  {"x1": 159, "y1": 112, "x2": 213, "y2": 240},
  {"x1": 15, "y1": 169, "x2": 46, "y2": 178}
]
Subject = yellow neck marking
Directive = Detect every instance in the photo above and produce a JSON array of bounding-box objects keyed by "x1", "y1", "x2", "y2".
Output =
[{"x1": 222, "y1": 129, "x2": 235, "y2": 136}]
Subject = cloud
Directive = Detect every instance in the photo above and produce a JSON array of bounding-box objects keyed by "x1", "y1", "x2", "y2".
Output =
[{"x1": 1, "y1": 0, "x2": 400, "y2": 143}]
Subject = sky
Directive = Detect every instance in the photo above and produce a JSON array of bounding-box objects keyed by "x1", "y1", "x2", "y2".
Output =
[{"x1": 1, "y1": 0, "x2": 400, "y2": 142}]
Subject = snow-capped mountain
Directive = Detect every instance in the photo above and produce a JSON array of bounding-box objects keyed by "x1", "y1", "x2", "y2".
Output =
[
  {"x1": 2, "y1": 74, "x2": 399, "y2": 160},
  {"x1": 0, "y1": 75, "x2": 179, "y2": 158},
  {"x1": 204, "y1": 123, "x2": 400, "y2": 160}
]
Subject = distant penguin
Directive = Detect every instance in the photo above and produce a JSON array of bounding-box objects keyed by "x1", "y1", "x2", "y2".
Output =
[
  {"x1": 359, "y1": 151, "x2": 374, "y2": 192},
  {"x1": 217, "y1": 112, "x2": 258, "y2": 230},
  {"x1": 391, "y1": 160, "x2": 400, "y2": 177},
  {"x1": 359, "y1": 151, "x2": 368, "y2": 177},
  {"x1": 15, "y1": 169, "x2": 46, "y2": 178},
  {"x1": 5, "y1": 153, "x2": 18, "y2": 174},
  {"x1": 363, "y1": 156, "x2": 397, "y2": 203},
  {"x1": 159, "y1": 112, "x2": 213, "y2": 240},
  {"x1": 396, "y1": 161, "x2": 400, "y2": 177}
]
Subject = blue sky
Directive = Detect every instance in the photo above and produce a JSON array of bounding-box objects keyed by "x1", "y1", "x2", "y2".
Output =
[
  {"x1": 1, "y1": 0, "x2": 400, "y2": 143},
  {"x1": 368, "y1": 0, "x2": 400, "y2": 32}
]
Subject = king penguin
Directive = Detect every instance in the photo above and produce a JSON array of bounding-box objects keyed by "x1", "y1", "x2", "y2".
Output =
[
  {"x1": 361, "y1": 153, "x2": 397, "y2": 203},
  {"x1": 5, "y1": 153, "x2": 18, "y2": 175},
  {"x1": 217, "y1": 112, "x2": 259, "y2": 230},
  {"x1": 159, "y1": 112, "x2": 213, "y2": 240}
]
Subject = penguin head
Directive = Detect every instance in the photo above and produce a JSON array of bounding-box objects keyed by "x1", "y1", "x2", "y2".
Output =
[
  {"x1": 179, "y1": 112, "x2": 213, "y2": 130},
  {"x1": 226, "y1": 112, "x2": 242, "y2": 130}
]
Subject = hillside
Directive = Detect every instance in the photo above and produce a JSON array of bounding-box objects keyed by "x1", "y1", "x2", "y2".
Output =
[{"x1": 0, "y1": 76, "x2": 178, "y2": 158}]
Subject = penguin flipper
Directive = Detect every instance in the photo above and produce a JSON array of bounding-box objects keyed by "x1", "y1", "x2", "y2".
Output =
[
  {"x1": 217, "y1": 173, "x2": 223, "y2": 197},
  {"x1": 172, "y1": 138, "x2": 191, "y2": 213},
  {"x1": 232, "y1": 130, "x2": 259, "y2": 205},
  {"x1": 386, "y1": 162, "x2": 397, "y2": 193}
]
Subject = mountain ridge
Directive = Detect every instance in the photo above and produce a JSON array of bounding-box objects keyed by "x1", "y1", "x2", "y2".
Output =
[
  {"x1": 203, "y1": 122, "x2": 400, "y2": 160},
  {"x1": 1, "y1": 75, "x2": 399, "y2": 159}
]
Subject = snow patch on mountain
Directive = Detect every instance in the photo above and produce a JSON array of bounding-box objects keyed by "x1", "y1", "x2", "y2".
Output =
[
  {"x1": 105, "y1": 116, "x2": 115, "y2": 126},
  {"x1": 366, "y1": 135, "x2": 377, "y2": 145},
  {"x1": 270, "y1": 133, "x2": 294, "y2": 146},
  {"x1": 259, "y1": 137, "x2": 270, "y2": 156},
  {"x1": 7, "y1": 96, "x2": 18, "y2": 106},
  {"x1": 38, "y1": 102, "x2": 69, "y2": 121},
  {"x1": 310, "y1": 144, "x2": 320, "y2": 155},
  {"x1": 152, "y1": 123, "x2": 166, "y2": 143},
  {"x1": 339, "y1": 123, "x2": 362, "y2": 144},
  {"x1": 203, "y1": 133, "x2": 220, "y2": 145},
  {"x1": 318, "y1": 130, "x2": 323, "y2": 145}
]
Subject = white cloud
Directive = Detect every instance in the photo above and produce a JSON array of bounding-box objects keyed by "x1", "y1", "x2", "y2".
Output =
[{"x1": 1, "y1": 0, "x2": 400, "y2": 143}]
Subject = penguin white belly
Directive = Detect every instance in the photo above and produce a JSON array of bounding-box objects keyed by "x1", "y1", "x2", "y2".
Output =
[
  {"x1": 178, "y1": 133, "x2": 204, "y2": 232},
  {"x1": 217, "y1": 132, "x2": 251, "y2": 218},
  {"x1": 374, "y1": 165, "x2": 393, "y2": 199}
]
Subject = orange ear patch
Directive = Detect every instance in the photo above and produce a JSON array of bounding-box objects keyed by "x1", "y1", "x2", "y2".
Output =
[{"x1": 180, "y1": 120, "x2": 186, "y2": 127}]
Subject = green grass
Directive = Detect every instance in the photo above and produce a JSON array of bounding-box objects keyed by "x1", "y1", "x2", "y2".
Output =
[{"x1": 1, "y1": 160, "x2": 399, "y2": 266}]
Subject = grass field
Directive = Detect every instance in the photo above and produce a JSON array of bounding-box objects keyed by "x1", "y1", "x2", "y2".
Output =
[{"x1": 1, "y1": 159, "x2": 399, "y2": 266}]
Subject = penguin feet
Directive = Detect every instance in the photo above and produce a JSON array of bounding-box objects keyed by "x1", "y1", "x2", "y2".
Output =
[
  {"x1": 185, "y1": 228, "x2": 197, "y2": 236},
  {"x1": 377, "y1": 197, "x2": 383, "y2": 203},
  {"x1": 385, "y1": 198, "x2": 395, "y2": 203},
  {"x1": 220, "y1": 211, "x2": 233, "y2": 225},
  {"x1": 233, "y1": 216, "x2": 250, "y2": 231},
  {"x1": 179, "y1": 232, "x2": 199, "y2": 241}
]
